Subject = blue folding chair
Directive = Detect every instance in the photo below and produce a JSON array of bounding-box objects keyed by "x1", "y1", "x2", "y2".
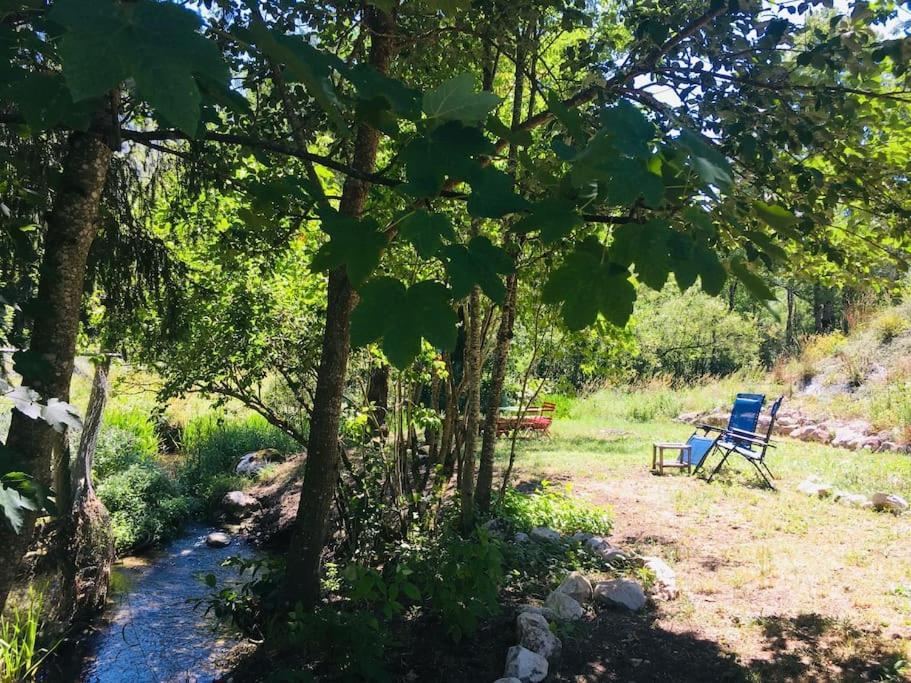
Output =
[
  {"x1": 684, "y1": 393, "x2": 766, "y2": 473},
  {"x1": 706, "y1": 396, "x2": 783, "y2": 489}
]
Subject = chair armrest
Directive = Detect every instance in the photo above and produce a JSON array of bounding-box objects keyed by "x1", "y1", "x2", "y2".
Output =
[
  {"x1": 697, "y1": 424, "x2": 725, "y2": 433},
  {"x1": 724, "y1": 431, "x2": 776, "y2": 448}
]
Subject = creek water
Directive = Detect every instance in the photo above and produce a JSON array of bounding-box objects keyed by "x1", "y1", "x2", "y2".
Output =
[{"x1": 76, "y1": 524, "x2": 259, "y2": 683}]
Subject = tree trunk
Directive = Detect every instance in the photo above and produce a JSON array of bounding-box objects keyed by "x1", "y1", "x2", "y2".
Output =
[
  {"x1": 458, "y1": 284, "x2": 482, "y2": 533},
  {"x1": 475, "y1": 272, "x2": 517, "y2": 513},
  {"x1": 366, "y1": 364, "x2": 390, "y2": 433},
  {"x1": 785, "y1": 287, "x2": 796, "y2": 349},
  {"x1": 0, "y1": 125, "x2": 112, "y2": 613},
  {"x1": 283, "y1": 6, "x2": 395, "y2": 610}
]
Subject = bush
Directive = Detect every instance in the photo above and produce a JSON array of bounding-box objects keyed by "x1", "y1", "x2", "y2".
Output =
[
  {"x1": 871, "y1": 311, "x2": 909, "y2": 345},
  {"x1": 179, "y1": 413, "x2": 299, "y2": 498},
  {"x1": 498, "y1": 481, "x2": 612, "y2": 536},
  {"x1": 623, "y1": 386, "x2": 683, "y2": 422},
  {"x1": 93, "y1": 409, "x2": 159, "y2": 480},
  {"x1": 97, "y1": 463, "x2": 196, "y2": 553}
]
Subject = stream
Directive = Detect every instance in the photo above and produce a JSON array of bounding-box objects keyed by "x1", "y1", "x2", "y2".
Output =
[{"x1": 75, "y1": 524, "x2": 260, "y2": 683}]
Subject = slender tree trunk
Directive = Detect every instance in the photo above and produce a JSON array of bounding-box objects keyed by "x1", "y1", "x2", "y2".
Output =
[
  {"x1": 785, "y1": 287, "x2": 796, "y2": 349},
  {"x1": 476, "y1": 272, "x2": 517, "y2": 513},
  {"x1": 0, "y1": 124, "x2": 112, "y2": 613},
  {"x1": 283, "y1": 6, "x2": 395, "y2": 610},
  {"x1": 58, "y1": 356, "x2": 114, "y2": 621},
  {"x1": 458, "y1": 284, "x2": 482, "y2": 533},
  {"x1": 366, "y1": 364, "x2": 390, "y2": 432}
]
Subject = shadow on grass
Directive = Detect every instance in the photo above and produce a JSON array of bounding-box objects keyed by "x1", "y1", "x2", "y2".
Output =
[
  {"x1": 552, "y1": 608, "x2": 907, "y2": 683},
  {"x1": 750, "y1": 613, "x2": 908, "y2": 682}
]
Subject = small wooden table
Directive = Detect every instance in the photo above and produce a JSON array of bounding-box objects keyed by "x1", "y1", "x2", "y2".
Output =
[{"x1": 652, "y1": 442, "x2": 692, "y2": 475}]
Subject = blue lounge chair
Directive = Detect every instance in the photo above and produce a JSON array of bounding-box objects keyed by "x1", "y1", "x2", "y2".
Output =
[
  {"x1": 706, "y1": 396, "x2": 783, "y2": 489},
  {"x1": 684, "y1": 393, "x2": 766, "y2": 473}
]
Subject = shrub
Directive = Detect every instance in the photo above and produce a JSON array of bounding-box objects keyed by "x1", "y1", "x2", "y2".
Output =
[
  {"x1": 623, "y1": 387, "x2": 683, "y2": 422},
  {"x1": 179, "y1": 413, "x2": 299, "y2": 498},
  {"x1": 97, "y1": 463, "x2": 195, "y2": 553},
  {"x1": 871, "y1": 311, "x2": 909, "y2": 345},
  {"x1": 498, "y1": 481, "x2": 612, "y2": 536},
  {"x1": 92, "y1": 409, "x2": 159, "y2": 480}
]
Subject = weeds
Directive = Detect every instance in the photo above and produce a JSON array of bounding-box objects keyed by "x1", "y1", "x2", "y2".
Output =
[{"x1": 0, "y1": 587, "x2": 49, "y2": 682}]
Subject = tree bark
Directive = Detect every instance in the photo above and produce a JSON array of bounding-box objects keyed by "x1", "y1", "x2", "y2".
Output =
[
  {"x1": 475, "y1": 272, "x2": 517, "y2": 513},
  {"x1": 458, "y1": 284, "x2": 482, "y2": 533},
  {"x1": 0, "y1": 125, "x2": 112, "y2": 613},
  {"x1": 366, "y1": 364, "x2": 390, "y2": 432},
  {"x1": 283, "y1": 5, "x2": 395, "y2": 610},
  {"x1": 785, "y1": 287, "x2": 796, "y2": 349}
]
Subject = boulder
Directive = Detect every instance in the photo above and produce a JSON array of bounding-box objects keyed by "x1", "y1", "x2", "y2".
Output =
[
  {"x1": 516, "y1": 611, "x2": 561, "y2": 659},
  {"x1": 235, "y1": 448, "x2": 283, "y2": 476},
  {"x1": 205, "y1": 531, "x2": 231, "y2": 548},
  {"x1": 570, "y1": 531, "x2": 593, "y2": 543},
  {"x1": 530, "y1": 526, "x2": 561, "y2": 544},
  {"x1": 494, "y1": 679, "x2": 522, "y2": 683},
  {"x1": 584, "y1": 536, "x2": 610, "y2": 553},
  {"x1": 642, "y1": 556, "x2": 678, "y2": 600},
  {"x1": 221, "y1": 490, "x2": 260, "y2": 517},
  {"x1": 544, "y1": 589, "x2": 584, "y2": 620},
  {"x1": 594, "y1": 579, "x2": 647, "y2": 611},
  {"x1": 514, "y1": 532, "x2": 530, "y2": 543},
  {"x1": 516, "y1": 605, "x2": 556, "y2": 621},
  {"x1": 836, "y1": 492, "x2": 871, "y2": 508},
  {"x1": 556, "y1": 571, "x2": 593, "y2": 604},
  {"x1": 871, "y1": 492, "x2": 909, "y2": 514},
  {"x1": 483, "y1": 518, "x2": 510, "y2": 540},
  {"x1": 601, "y1": 548, "x2": 630, "y2": 565},
  {"x1": 503, "y1": 646, "x2": 548, "y2": 683}
]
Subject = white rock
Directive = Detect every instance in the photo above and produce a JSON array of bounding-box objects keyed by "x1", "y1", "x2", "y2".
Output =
[
  {"x1": 205, "y1": 531, "x2": 231, "y2": 548},
  {"x1": 544, "y1": 589, "x2": 584, "y2": 620},
  {"x1": 594, "y1": 579, "x2": 647, "y2": 611},
  {"x1": 516, "y1": 611, "x2": 561, "y2": 659},
  {"x1": 871, "y1": 492, "x2": 909, "y2": 513},
  {"x1": 503, "y1": 646, "x2": 548, "y2": 683},
  {"x1": 556, "y1": 571, "x2": 593, "y2": 603},
  {"x1": 642, "y1": 556, "x2": 678, "y2": 600},
  {"x1": 221, "y1": 490, "x2": 260, "y2": 517},
  {"x1": 530, "y1": 526, "x2": 561, "y2": 543},
  {"x1": 235, "y1": 448, "x2": 282, "y2": 476},
  {"x1": 516, "y1": 605, "x2": 556, "y2": 620},
  {"x1": 837, "y1": 492, "x2": 871, "y2": 508}
]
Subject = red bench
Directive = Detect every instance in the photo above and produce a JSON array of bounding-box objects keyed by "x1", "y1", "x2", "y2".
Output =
[{"x1": 496, "y1": 402, "x2": 556, "y2": 438}]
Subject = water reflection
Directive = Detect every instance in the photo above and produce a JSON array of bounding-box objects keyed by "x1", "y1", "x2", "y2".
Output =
[{"x1": 80, "y1": 525, "x2": 258, "y2": 683}]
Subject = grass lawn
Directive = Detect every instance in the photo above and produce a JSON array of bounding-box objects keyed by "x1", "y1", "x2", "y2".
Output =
[{"x1": 496, "y1": 393, "x2": 911, "y2": 682}]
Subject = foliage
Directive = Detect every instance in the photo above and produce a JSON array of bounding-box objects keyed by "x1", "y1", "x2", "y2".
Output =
[
  {"x1": 97, "y1": 463, "x2": 195, "y2": 553},
  {"x1": 286, "y1": 605, "x2": 389, "y2": 683},
  {"x1": 498, "y1": 481, "x2": 612, "y2": 536},
  {"x1": 0, "y1": 586, "x2": 47, "y2": 682},
  {"x1": 178, "y1": 413, "x2": 298, "y2": 502},
  {"x1": 92, "y1": 409, "x2": 159, "y2": 480},
  {"x1": 871, "y1": 310, "x2": 909, "y2": 344},
  {"x1": 192, "y1": 556, "x2": 284, "y2": 639},
  {"x1": 622, "y1": 385, "x2": 685, "y2": 423}
]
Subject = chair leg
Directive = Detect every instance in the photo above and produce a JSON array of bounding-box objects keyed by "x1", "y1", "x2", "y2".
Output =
[
  {"x1": 750, "y1": 460, "x2": 775, "y2": 490},
  {"x1": 761, "y1": 461, "x2": 776, "y2": 480},
  {"x1": 706, "y1": 450, "x2": 731, "y2": 483}
]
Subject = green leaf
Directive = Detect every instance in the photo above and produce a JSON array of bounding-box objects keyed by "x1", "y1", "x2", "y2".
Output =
[
  {"x1": 0, "y1": 485, "x2": 27, "y2": 533},
  {"x1": 398, "y1": 210, "x2": 455, "y2": 257},
  {"x1": 543, "y1": 237, "x2": 635, "y2": 330},
  {"x1": 599, "y1": 100, "x2": 655, "y2": 158},
  {"x1": 7, "y1": 73, "x2": 77, "y2": 130},
  {"x1": 46, "y1": 0, "x2": 125, "y2": 34},
  {"x1": 343, "y1": 64, "x2": 421, "y2": 119},
  {"x1": 609, "y1": 219, "x2": 672, "y2": 291},
  {"x1": 729, "y1": 256, "x2": 775, "y2": 301},
  {"x1": 466, "y1": 167, "x2": 531, "y2": 218},
  {"x1": 753, "y1": 201, "x2": 799, "y2": 231},
  {"x1": 423, "y1": 73, "x2": 500, "y2": 124},
  {"x1": 57, "y1": 30, "x2": 132, "y2": 100},
  {"x1": 401, "y1": 122, "x2": 491, "y2": 198},
  {"x1": 574, "y1": 156, "x2": 664, "y2": 208},
  {"x1": 678, "y1": 129, "x2": 733, "y2": 190},
  {"x1": 311, "y1": 211, "x2": 385, "y2": 287},
  {"x1": 351, "y1": 278, "x2": 457, "y2": 369},
  {"x1": 514, "y1": 198, "x2": 583, "y2": 243},
  {"x1": 247, "y1": 26, "x2": 348, "y2": 134},
  {"x1": 134, "y1": 59, "x2": 201, "y2": 136},
  {"x1": 546, "y1": 91, "x2": 586, "y2": 143},
  {"x1": 442, "y1": 236, "x2": 514, "y2": 303}
]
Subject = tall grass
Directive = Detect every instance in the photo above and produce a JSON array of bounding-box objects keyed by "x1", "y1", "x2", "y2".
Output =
[
  {"x1": 179, "y1": 413, "x2": 301, "y2": 506},
  {"x1": 0, "y1": 587, "x2": 47, "y2": 682}
]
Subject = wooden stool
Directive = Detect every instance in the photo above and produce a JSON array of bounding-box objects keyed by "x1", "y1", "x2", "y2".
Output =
[{"x1": 652, "y1": 442, "x2": 692, "y2": 475}]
